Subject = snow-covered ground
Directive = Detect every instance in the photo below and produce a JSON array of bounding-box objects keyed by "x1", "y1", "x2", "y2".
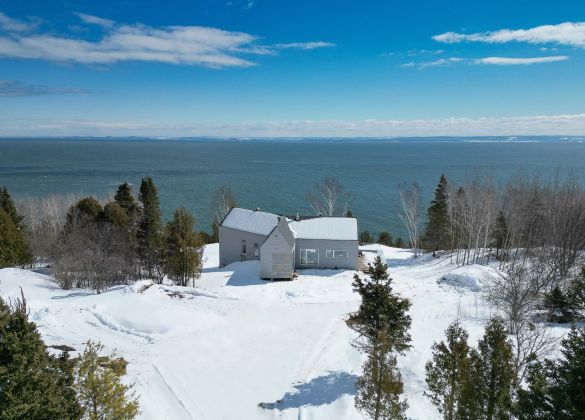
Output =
[{"x1": 0, "y1": 244, "x2": 564, "y2": 419}]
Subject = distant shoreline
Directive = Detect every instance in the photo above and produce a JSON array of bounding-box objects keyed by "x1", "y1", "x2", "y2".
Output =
[{"x1": 1, "y1": 135, "x2": 584, "y2": 143}]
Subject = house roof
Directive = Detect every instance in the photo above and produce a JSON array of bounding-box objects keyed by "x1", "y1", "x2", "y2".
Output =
[
  {"x1": 221, "y1": 207, "x2": 280, "y2": 236},
  {"x1": 288, "y1": 217, "x2": 358, "y2": 241}
]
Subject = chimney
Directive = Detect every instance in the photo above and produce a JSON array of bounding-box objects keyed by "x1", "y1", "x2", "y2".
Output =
[{"x1": 295, "y1": 210, "x2": 300, "y2": 221}]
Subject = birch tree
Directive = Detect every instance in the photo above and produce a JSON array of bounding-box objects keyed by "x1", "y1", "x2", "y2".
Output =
[
  {"x1": 306, "y1": 176, "x2": 350, "y2": 217},
  {"x1": 398, "y1": 182, "x2": 421, "y2": 258}
]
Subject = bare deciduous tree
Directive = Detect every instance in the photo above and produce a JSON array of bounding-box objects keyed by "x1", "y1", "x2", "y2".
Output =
[
  {"x1": 306, "y1": 176, "x2": 350, "y2": 217},
  {"x1": 398, "y1": 183, "x2": 421, "y2": 258}
]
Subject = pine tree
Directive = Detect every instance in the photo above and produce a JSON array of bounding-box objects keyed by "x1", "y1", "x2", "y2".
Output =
[
  {"x1": 75, "y1": 340, "x2": 140, "y2": 419},
  {"x1": 0, "y1": 186, "x2": 24, "y2": 230},
  {"x1": 423, "y1": 174, "x2": 451, "y2": 256},
  {"x1": 347, "y1": 256, "x2": 412, "y2": 354},
  {"x1": 543, "y1": 286, "x2": 575, "y2": 323},
  {"x1": 0, "y1": 208, "x2": 32, "y2": 268},
  {"x1": 355, "y1": 329, "x2": 408, "y2": 420},
  {"x1": 473, "y1": 317, "x2": 515, "y2": 420},
  {"x1": 425, "y1": 321, "x2": 471, "y2": 420},
  {"x1": 377, "y1": 231, "x2": 393, "y2": 247},
  {"x1": 137, "y1": 177, "x2": 163, "y2": 279},
  {"x1": 165, "y1": 207, "x2": 204, "y2": 287},
  {"x1": 0, "y1": 296, "x2": 82, "y2": 419}
]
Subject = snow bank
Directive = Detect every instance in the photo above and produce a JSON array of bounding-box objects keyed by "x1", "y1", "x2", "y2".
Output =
[{"x1": 437, "y1": 273, "x2": 482, "y2": 292}]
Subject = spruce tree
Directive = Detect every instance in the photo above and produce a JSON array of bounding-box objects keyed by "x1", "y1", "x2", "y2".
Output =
[
  {"x1": 0, "y1": 208, "x2": 32, "y2": 268},
  {"x1": 0, "y1": 186, "x2": 24, "y2": 230},
  {"x1": 75, "y1": 340, "x2": 140, "y2": 419},
  {"x1": 101, "y1": 201, "x2": 129, "y2": 228},
  {"x1": 473, "y1": 318, "x2": 515, "y2": 420},
  {"x1": 515, "y1": 327, "x2": 585, "y2": 419},
  {"x1": 347, "y1": 256, "x2": 412, "y2": 354},
  {"x1": 165, "y1": 207, "x2": 204, "y2": 287},
  {"x1": 423, "y1": 174, "x2": 451, "y2": 256},
  {"x1": 114, "y1": 182, "x2": 138, "y2": 217},
  {"x1": 137, "y1": 177, "x2": 163, "y2": 279},
  {"x1": 355, "y1": 329, "x2": 408, "y2": 420},
  {"x1": 425, "y1": 321, "x2": 471, "y2": 420},
  {"x1": 0, "y1": 296, "x2": 82, "y2": 419},
  {"x1": 394, "y1": 237, "x2": 405, "y2": 248}
]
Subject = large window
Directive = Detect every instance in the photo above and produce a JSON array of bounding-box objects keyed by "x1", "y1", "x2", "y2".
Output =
[
  {"x1": 326, "y1": 250, "x2": 348, "y2": 259},
  {"x1": 300, "y1": 249, "x2": 319, "y2": 265}
]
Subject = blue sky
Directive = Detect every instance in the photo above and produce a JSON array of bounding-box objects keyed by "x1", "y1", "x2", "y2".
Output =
[{"x1": 1, "y1": 0, "x2": 585, "y2": 137}]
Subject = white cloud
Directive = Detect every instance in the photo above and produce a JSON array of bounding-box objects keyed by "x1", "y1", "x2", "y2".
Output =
[
  {"x1": 475, "y1": 56, "x2": 569, "y2": 65},
  {"x1": 418, "y1": 57, "x2": 463, "y2": 68},
  {"x1": 434, "y1": 22, "x2": 585, "y2": 48},
  {"x1": 75, "y1": 13, "x2": 114, "y2": 28},
  {"x1": 274, "y1": 41, "x2": 336, "y2": 50},
  {"x1": 0, "y1": 11, "x2": 334, "y2": 68},
  {"x1": 3, "y1": 114, "x2": 585, "y2": 137},
  {"x1": 0, "y1": 11, "x2": 36, "y2": 32}
]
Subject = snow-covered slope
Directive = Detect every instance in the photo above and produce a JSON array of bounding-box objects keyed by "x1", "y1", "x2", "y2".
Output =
[{"x1": 0, "y1": 244, "x2": 559, "y2": 419}]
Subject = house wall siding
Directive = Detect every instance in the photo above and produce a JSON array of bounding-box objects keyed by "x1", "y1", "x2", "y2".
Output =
[
  {"x1": 294, "y1": 239, "x2": 358, "y2": 270},
  {"x1": 260, "y1": 221, "x2": 295, "y2": 279},
  {"x1": 219, "y1": 226, "x2": 268, "y2": 267}
]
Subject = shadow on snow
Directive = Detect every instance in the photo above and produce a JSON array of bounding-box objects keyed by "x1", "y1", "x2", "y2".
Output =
[{"x1": 259, "y1": 371, "x2": 357, "y2": 410}]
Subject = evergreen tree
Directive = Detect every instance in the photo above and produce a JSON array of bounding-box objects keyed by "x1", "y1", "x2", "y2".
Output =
[
  {"x1": 137, "y1": 177, "x2": 163, "y2": 279},
  {"x1": 0, "y1": 186, "x2": 24, "y2": 230},
  {"x1": 359, "y1": 231, "x2": 373, "y2": 245},
  {"x1": 355, "y1": 328, "x2": 408, "y2": 420},
  {"x1": 493, "y1": 211, "x2": 509, "y2": 260},
  {"x1": 394, "y1": 237, "x2": 405, "y2": 248},
  {"x1": 473, "y1": 318, "x2": 515, "y2": 420},
  {"x1": 114, "y1": 182, "x2": 138, "y2": 217},
  {"x1": 377, "y1": 231, "x2": 393, "y2": 247},
  {"x1": 101, "y1": 201, "x2": 129, "y2": 228},
  {"x1": 425, "y1": 321, "x2": 471, "y2": 420},
  {"x1": 347, "y1": 256, "x2": 412, "y2": 354},
  {"x1": 543, "y1": 286, "x2": 575, "y2": 323},
  {"x1": 423, "y1": 174, "x2": 451, "y2": 256},
  {"x1": 0, "y1": 295, "x2": 82, "y2": 419},
  {"x1": 165, "y1": 207, "x2": 204, "y2": 287},
  {"x1": 0, "y1": 208, "x2": 32, "y2": 268},
  {"x1": 515, "y1": 327, "x2": 585, "y2": 420},
  {"x1": 75, "y1": 340, "x2": 140, "y2": 420},
  {"x1": 64, "y1": 197, "x2": 103, "y2": 231}
]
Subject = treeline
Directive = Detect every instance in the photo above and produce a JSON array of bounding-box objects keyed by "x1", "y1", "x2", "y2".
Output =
[
  {"x1": 349, "y1": 257, "x2": 585, "y2": 420},
  {"x1": 1, "y1": 178, "x2": 222, "y2": 292},
  {"x1": 0, "y1": 293, "x2": 139, "y2": 419}
]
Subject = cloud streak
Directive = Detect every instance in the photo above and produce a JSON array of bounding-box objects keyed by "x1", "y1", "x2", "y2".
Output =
[
  {"x1": 0, "y1": 11, "x2": 334, "y2": 68},
  {"x1": 0, "y1": 80, "x2": 90, "y2": 96},
  {"x1": 3, "y1": 114, "x2": 585, "y2": 137},
  {"x1": 434, "y1": 22, "x2": 585, "y2": 48},
  {"x1": 475, "y1": 56, "x2": 569, "y2": 65}
]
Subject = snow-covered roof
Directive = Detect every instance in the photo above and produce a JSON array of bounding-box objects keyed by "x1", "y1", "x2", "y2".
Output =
[
  {"x1": 288, "y1": 217, "x2": 358, "y2": 241},
  {"x1": 221, "y1": 208, "x2": 280, "y2": 236}
]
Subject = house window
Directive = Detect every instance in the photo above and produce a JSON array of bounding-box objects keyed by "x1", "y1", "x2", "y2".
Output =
[
  {"x1": 300, "y1": 249, "x2": 319, "y2": 265},
  {"x1": 254, "y1": 242, "x2": 259, "y2": 257},
  {"x1": 326, "y1": 250, "x2": 348, "y2": 259},
  {"x1": 241, "y1": 240, "x2": 247, "y2": 254}
]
